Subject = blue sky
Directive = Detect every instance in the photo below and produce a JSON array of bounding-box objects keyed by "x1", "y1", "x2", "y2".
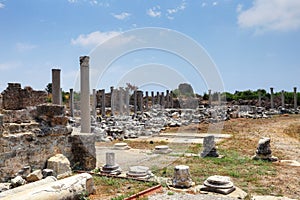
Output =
[{"x1": 0, "y1": 0, "x2": 300, "y2": 94}]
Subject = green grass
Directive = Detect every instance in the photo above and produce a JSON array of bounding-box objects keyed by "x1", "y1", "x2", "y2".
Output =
[{"x1": 153, "y1": 146, "x2": 277, "y2": 195}]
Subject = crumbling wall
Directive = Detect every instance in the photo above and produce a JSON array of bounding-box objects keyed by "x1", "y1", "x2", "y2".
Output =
[
  {"x1": 1, "y1": 83, "x2": 47, "y2": 110},
  {"x1": 0, "y1": 104, "x2": 96, "y2": 182}
]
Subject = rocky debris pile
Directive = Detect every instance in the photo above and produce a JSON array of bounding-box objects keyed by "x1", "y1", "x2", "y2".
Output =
[
  {"x1": 200, "y1": 175, "x2": 235, "y2": 195},
  {"x1": 252, "y1": 137, "x2": 278, "y2": 162},
  {"x1": 0, "y1": 153, "x2": 72, "y2": 193}
]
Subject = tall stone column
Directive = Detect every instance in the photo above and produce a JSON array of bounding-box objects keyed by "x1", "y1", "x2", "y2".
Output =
[
  {"x1": 217, "y1": 92, "x2": 221, "y2": 105},
  {"x1": 125, "y1": 88, "x2": 130, "y2": 115},
  {"x1": 156, "y1": 92, "x2": 160, "y2": 105},
  {"x1": 138, "y1": 90, "x2": 143, "y2": 114},
  {"x1": 145, "y1": 91, "x2": 149, "y2": 110},
  {"x1": 270, "y1": 87, "x2": 274, "y2": 109},
  {"x1": 258, "y1": 90, "x2": 262, "y2": 107},
  {"x1": 110, "y1": 86, "x2": 114, "y2": 116},
  {"x1": 281, "y1": 90, "x2": 285, "y2": 108},
  {"x1": 166, "y1": 90, "x2": 170, "y2": 108},
  {"x1": 69, "y1": 88, "x2": 74, "y2": 118},
  {"x1": 100, "y1": 89, "x2": 106, "y2": 118},
  {"x1": 170, "y1": 91, "x2": 174, "y2": 108},
  {"x1": 80, "y1": 56, "x2": 91, "y2": 133},
  {"x1": 151, "y1": 91, "x2": 154, "y2": 107},
  {"x1": 161, "y1": 92, "x2": 165, "y2": 108},
  {"x1": 92, "y1": 89, "x2": 97, "y2": 119},
  {"x1": 134, "y1": 90, "x2": 137, "y2": 115},
  {"x1": 294, "y1": 87, "x2": 297, "y2": 110},
  {"x1": 52, "y1": 69, "x2": 61, "y2": 105},
  {"x1": 119, "y1": 89, "x2": 124, "y2": 115},
  {"x1": 208, "y1": 89, "x2": 212, "y2": 106}
]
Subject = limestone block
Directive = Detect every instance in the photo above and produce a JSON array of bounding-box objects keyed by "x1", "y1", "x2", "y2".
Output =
[
  {"x1": 47, "y1": 154, "x2": 72, "y2": 178},
  {"x1": 0, "y1": 173, "x2": 94, "y2": 200},
  {"x1": 10, "y1": 176, "x2": 26, "y2": 188},
  {"x1": 26, "y1": 169, "x2": 43, "y2": 182}
]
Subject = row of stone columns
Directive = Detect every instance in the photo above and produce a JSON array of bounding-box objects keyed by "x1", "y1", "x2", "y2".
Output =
[
  {"x1": 207, "y1": 88, "x2": 298, "y2": 109},
  {"x1": 270, "y1": 87, "x2": 297, "y2": 109}
]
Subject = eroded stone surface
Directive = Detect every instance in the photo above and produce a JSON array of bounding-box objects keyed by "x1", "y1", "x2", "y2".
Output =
[
  {"x1": 47, "y1": 154, "x2": 72, "y2": 179},
  {"x1": 172, "y1": 165, "x2": 194, "y2": 188},
  {"x1": 252, "y1": 137, "x2": 278, "y2": 162}
]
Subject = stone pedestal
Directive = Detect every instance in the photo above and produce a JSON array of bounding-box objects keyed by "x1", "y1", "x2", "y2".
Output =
[
  {"x1": 114, "y1": 142, "x2": 130, "y2": 150},
  {"x1": 70, "y1": 133, "x2": 96, "y2": 170},
  {"x1": 200, "y1": 175, "x2": 235, "y2": 195},
  {"x1": 126, "y1": 166, "x2": 152, "y2": 180},
  {"x1": 153, "y1": 145, "x2": 172, "y2": 154},
  {"x1": 101, "y1": 152, "x2": 121, "y2": 175},
  {"x1": 200, "y1": 135, "x2": 219, "y2": 157},
  {"x1": 172, "y1": 165, "x2": 194, "y2": 188},
  {"x1": 252, "y1": 137, "x2": 278, "y2": 162}
]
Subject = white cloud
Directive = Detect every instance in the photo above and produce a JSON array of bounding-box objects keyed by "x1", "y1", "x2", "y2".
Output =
[
  {"x1": 212, "y1": 1, "x2": 218, "y2": 6},
  {"x1": 166, "y1": 0, "x2": 186, "y2": 19},
  {"x1": 71, "y1": 31, "x2": 126, "y2": 48},
  {"x1": 16, "y1": 43, "x2": 38, "y2": 52},
  {"x1": 236, "y1": 4, "x2": 243, "y2": 13},
  {"x1": 67, "y1": 0, "x2": 77, "y2": 3},
  {"x1": 0, "y1": 62, "x2": 21, "y2": 71},
  {"x1": 0, "y1": 3, "x2": 5, "y2": 9},
  {"x1": 201, "y1": 3, "x2": 206, "y2": 7},
  {"x1": 147, "y1": 6, "x2": 161, "y2": 18},
  {"x1": 112, "y1": 12, "x2": 131, "y2": 20},
  {"x1": 238, "y1": 0, "x2": 300, "y2": 33}
]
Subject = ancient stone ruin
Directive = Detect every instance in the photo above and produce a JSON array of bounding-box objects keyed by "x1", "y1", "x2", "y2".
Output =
[{"x1": 252, "y1": 137, "x2": 278, "y2": 162}]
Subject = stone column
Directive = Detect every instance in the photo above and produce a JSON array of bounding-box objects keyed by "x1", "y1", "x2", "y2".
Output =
[
  {"x1": 170, "y1": 91, "x2": 174, "y2": 108},
  {"x1": 134, "y1": 90, "x2": 137, "y2": 115},
  {"x1": 125, "y1": 88, "x2": 130, "y2": 115},
  {"x1": 156, "y1": 92, "x2": 160, "y2": 105},
  {"x1": 166, "y1": 90, "x2": 170, "y2": 108},
  {"x1": 294, "y1": 87, "x2": 297, "y2": 110},
  {"x1": 52, "y1": 69, "x2": 61, "y2": 105},
  {"x1": 119, "y1": 89, "x2": 124, "y2": 115},
  {"x1": 281, "y1": 90, "x2": 285, "y2": 108},
  {"x1": 258, "y1": 90, "x2": 262, "y2": 107},
  {"x1": 161, "y1": 92, "x2": 165, "y2": 108},
  {"x1": 80, "y1": 56, "x2": 91, "y2": 133},
  {"x1": 217, "y1": 92, "x2": 221, "y2": 105},
  {"x1": 60, "y1": 88, "x2": 63, "y2": 105},
  {"x1": 270, "y1": 87, "x2": 274, "y2": 109},
  {"x1": 145, "y1": 91, "x2": 149, "y2": 110},
  {"x1": 110, "y1": 86, "x2": 114, "y2": 116},
  {"x1": 208, "y1": 89, "x2": 212, "y2": 106},
  {"x1": 69, "y1": 88, "x2": 74, "y2": 118},
  {"x1": 151, "y1": 91, "x2": 154, "y2": 107},
  {"x1": 92, "y1": 89, "x2": 97, "y2": 119},
  {"x1": 138, "y1": 90, "x2": 143, "y2": 114},
  {"x1": 100, "y1": 89, "x2": 106, "y2": 117}
]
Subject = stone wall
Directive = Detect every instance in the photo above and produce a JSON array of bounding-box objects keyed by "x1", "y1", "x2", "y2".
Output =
[
  {"x1": 1, "y1": 83, "x2": 47, "y2": 110},
  {"x1": 0, "y1": 104, "x2": 96, "y2": 182}
]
